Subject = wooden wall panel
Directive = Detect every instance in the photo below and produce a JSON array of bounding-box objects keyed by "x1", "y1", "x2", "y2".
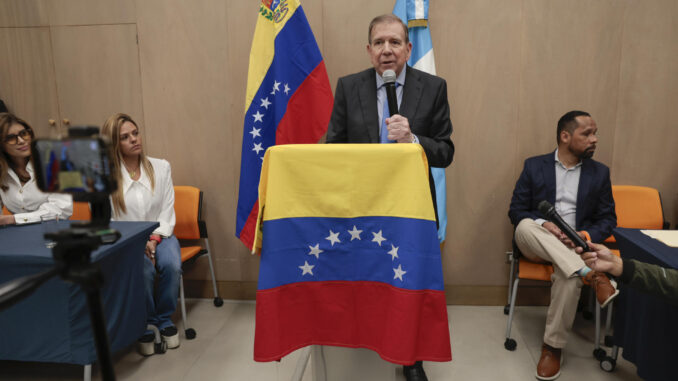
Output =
[
  {"x1": 50, "y1": 24, "x2": 144, "y2": 129},
  {"x1": 322, "y1": 0, "x2": 394, "y2": 91},
  {"x1": 0, "y1": 27, "x2": 59, "y2": 137},
  {"x1": 2, "y1": 0, "x2": 678, "y2": 299},
  {"x1": 136, "y1": 0, "x2": 254, "y2": 282},
  {"x1": 517, "y1": 0, "x2": 628, "y2": 167},
  {"x1": 46, "y1": 0, "x2": 136, "y2": 26},
  {"x1": 612, "y1": 0, "x2": 678, "y2": 225},
  {"x1": 0, "y1": 0, "x2": 47, "y2": 27},
  {"x1": 430, "y1": 0, "x2": 523, "y2": 285}
]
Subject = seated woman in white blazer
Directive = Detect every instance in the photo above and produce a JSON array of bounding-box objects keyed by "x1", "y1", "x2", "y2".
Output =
[
  {"x1": 101, "y1": 113, "x2": 182, "y2": 356},
  {"x1": 0, "y1": 112, "x2": 72, "y2": 226}
]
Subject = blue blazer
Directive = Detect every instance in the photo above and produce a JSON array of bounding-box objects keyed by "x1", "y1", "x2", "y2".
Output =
[{"x1": 508, "y1": 152, "x2": 616, "y2": 243}]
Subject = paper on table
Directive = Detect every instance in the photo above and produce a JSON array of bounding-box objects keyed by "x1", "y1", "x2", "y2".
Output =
[{"x1": 641, "y1": 230, "x2": 678, "y2": 247}]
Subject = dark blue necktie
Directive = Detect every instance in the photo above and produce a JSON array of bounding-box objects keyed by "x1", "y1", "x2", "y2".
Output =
[{"x1": 380, "y1": 83, "x2": 398, "y2": 144}]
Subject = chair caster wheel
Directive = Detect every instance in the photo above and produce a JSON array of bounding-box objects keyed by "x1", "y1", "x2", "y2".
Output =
[
  {"x1": 504, "y1": 338, "x2": 517, "y2": 351},
  {"x1": 593, "y1": 348, "x2": 606, "y2": 360},
  {"x1": 155, "y1": 341, "x2": 167, "y2": 354},
  {"x1": 214, "y1": 297, "x2": 223, "y2": 307},
  {"x1": 600, "y1": 356, "x2": 616, "y2": 372},
  {"x1": 503, "y1": 304, "x2": 510, "y2": 315},
  {"x1": 185, "y1": 328, "x2": 197, "y2": 340}
]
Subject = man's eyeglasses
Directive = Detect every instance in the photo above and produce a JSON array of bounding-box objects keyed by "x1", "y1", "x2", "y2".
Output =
[{"x1": 3, "y1": 128, "x2": 33, "y2": 145}]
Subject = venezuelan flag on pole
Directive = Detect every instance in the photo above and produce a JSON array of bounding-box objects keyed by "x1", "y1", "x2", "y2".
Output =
[
  {"x1": 393, "y1": 0, "x2": 448, "y2": 243},
  {"x1": 236, "y1": 0, "x2": 333, "y2": 250},
  {"x1": 253, "y1": 144, "x2": 451, "y2": 364}
]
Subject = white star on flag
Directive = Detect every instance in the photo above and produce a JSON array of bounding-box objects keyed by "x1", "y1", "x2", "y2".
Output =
[
  {"x1": 393, "y1": 264, "x2": 407, "y2": 281},
  {"x1": 372, "y1": 230, "x2": 386, "y2": 246},
  {"x1": 249, "y1": 126, "x2": 261, "y2": 138},
  {"x1": 252, "y1": 143, "x2": 264, "y2": 154},
  {"x1": 284, "y1": 83, "x2": 291, "y2": 95},
  {"x1": 260, "y1": 97, "x2": 271, "y2": 109},
  {"x1": 308, "y1": 243, "x2": 324, "y2": 258},
  {"x1": 252, "y1": 111, "x2": 264, "y2": 123},
  {"x1": 348, "y1": 225, "x2": 362, "y2": 241},
  {"x1": 271, "y1": 80, "x2": 281, "y2": 94},
  {"x1": 325, "y1": 230, "x2": 341, "y2": 246},
  {"x1": 299, "y1": 261, "x2": 314, "y2": 276},
  {"x1": 387, "y1": 244, "x2": 399, "y2": 261}
]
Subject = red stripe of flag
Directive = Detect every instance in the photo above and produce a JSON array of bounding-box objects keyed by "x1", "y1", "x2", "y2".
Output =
[{"x1": 254, "y1": 280, "x2": 452, "y2": 364}]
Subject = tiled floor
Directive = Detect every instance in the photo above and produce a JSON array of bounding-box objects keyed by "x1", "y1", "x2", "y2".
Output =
[{"x1": 0, "y1": 300, "x2": 642, "y2": 380}]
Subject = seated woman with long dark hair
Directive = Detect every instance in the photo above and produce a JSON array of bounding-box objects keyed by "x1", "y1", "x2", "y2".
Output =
[{"x1": 0, "y1": 113, "x2": 72, "y2": 225}]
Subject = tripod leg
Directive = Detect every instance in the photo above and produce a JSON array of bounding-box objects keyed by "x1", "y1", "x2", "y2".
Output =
[{"x1": 86, "y1": 289, "x2": 116, "y2": 381}]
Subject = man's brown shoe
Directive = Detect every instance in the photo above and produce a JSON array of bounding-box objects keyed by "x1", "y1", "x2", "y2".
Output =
[
  {"x1": 536, "y1": 343, "x2": 562, "y2": 380},
  {"x1": 585, "y1": 271, "x2": 619, "y2": 308}
]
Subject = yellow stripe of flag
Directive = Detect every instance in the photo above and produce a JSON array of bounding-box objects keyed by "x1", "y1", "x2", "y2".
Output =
[
  {"x1": 258, "y1": 144, "x2": 435, "y2": 221},
  {"x1": 245, "y1": 0, "x2": 301, "y2": 112}
]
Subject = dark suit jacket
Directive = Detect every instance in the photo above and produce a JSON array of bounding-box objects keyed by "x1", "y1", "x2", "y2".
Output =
[
  {"x1": 326, "y1": 66, "x2": 454, "y2": 168},
  {"x1": 508, "y1": 152, "x2": 616, "y2": 243}
]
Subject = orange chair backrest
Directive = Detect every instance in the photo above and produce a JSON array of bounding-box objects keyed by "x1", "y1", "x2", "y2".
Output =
[
  {"x1": 174, "y1": 185, "x2": 201, "y2": 240},
  {"x1": 613, "y1": 185, "x2": 665, "y2": 229},
  {"x1": 2, "y1": 206, "x2": 10, "y2": 215},
  {"x1": 70, "y1": 202, "x2": 92, "y2": 220}
]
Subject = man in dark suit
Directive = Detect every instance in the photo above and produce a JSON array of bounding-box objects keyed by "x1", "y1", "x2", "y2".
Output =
[
  {"x1": 508, "y1": 110, "x2": 618, "y2": 381},
  {"x1": 326, "y1": 14, "x2": 454, "y2": 381}
]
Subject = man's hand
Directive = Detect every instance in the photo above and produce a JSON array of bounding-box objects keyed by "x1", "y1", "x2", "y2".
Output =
[
  {"x1": 385, "y1": 114, "x2": 415, "y2": 143},
  {"x1": 542, "y1": 221, "x2": 566, "y2": 240},
  {"x1": 561, "y1": 231, "x2": 588, "y2": 248},
  {"x1": 575, "y1": 241, "x2": 623, "y2": 277},
  {"x1": 542, "y1": 221, "x2": 586, "y2": 248},
  {"x1": 0, "y1": 215, "x2": 15, "y2": 226},
  {"x1": 145, "y1": 240, "x2": 157, "y2": 266}
]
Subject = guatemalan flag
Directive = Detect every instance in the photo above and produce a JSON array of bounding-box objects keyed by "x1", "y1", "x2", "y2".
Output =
[
  {"x1": 393, "y1": 0, "x2": 449, "y2": 243},
  {"x1": 236, "y1": 0, "x2": 333, "y2": 250},
  {"x1": 253, "y1": 144, "x2": 452, "y2": 364}
]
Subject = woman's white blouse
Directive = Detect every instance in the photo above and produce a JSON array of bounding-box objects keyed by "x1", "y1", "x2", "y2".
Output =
[
  {"x1": 0, "y1": 162, "x2": 73, "y2": 224},
  {"x1": 112, "y1": 157, "x2": 175, "y2": 237}
]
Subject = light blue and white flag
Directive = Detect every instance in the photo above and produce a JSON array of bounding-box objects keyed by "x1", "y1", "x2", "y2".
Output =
[{"x1": 393, "y1": 0, "x2": 448, "y2": 243}]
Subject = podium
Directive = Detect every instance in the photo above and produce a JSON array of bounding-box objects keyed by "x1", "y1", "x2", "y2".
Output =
[{"x1": 252, "y1": 144, "x2": 451, "y2": 379}]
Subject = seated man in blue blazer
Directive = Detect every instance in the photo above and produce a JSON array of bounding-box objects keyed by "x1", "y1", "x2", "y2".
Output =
[{"x1": 508, "y1": 110, "x2": 618, "y2": 381}]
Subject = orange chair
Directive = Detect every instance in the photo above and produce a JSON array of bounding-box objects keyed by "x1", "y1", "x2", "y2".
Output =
[
  {"x1": 69, "y1": 201, "x2": 92, "y2": 220},
  {"x1": 2, "y1": 206, "x2": 10, "y2": 215},
  {"x1": 503, "y1": 240, "x2": 554, "y2": 350},
  {"x1": 174, "y1": 186, "x2": 222, "y2": 339}
]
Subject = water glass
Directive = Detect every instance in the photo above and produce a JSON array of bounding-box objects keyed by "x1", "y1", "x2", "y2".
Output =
[{"x1": 41, "y1": 214, "x2": 60, "y2": 248}]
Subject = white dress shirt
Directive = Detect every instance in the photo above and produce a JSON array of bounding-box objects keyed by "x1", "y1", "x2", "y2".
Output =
[
  {"x1": 535, "y1": 149, "x2": 582, "y2": 228},
  {"x1": 111, "y1": 157, "x2": 176, "y2": 237},
  {"x1": 0, "y1": 162, "x2": 73, "y2": 224}
]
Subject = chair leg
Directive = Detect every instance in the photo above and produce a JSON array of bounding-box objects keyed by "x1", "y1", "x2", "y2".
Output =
[
  {"x1": 507, "y1": 253, "x2": 515, "y2": 305},
  {"x1": 179, "y1": 275, "x2": 196, "y2": 339},
  {"x1": 504, "y1": 277, "x2": 520, "y2": 351},
  {"x1": 204, "y1": 238, "x2": 223, "y2": 307},
  {"x1": 83, "y1": 364, "x2": 91, "y2": 381},
  {"x1": 593, "y1": 301, "x2": 606, "y2": 360}
]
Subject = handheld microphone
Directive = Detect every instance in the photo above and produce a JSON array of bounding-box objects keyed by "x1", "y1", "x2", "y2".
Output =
[
  {"x1": 537, "y1": 200, "x2": 590, "y2": 253},
  {"x1": 382, "y1": 70, "x2": 398, "y2": 117}
]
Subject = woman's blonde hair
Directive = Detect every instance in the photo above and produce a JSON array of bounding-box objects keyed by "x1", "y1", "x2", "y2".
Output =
[
  {"x1": 0, "y1": 113, "x2": 35, "y2": 191},
  {"x1": 101, "y1": 113, "x2": 155, "y2": 216}
]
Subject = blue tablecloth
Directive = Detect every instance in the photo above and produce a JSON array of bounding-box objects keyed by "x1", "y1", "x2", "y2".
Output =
[
  {"x1": 614, "y1": 228, "x2": 678, "y2": 381},
  {"x1": 0, "y1": 221, "x2": 158, "y2": 365}
]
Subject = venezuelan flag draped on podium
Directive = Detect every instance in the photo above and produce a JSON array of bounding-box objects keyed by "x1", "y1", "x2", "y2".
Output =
[
  {"x1": 236, "y1": 0, "x2": 333, "y2": 250},
  {"x1": 253, "y1": 144, "x2": 452, "y2": 364}
]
